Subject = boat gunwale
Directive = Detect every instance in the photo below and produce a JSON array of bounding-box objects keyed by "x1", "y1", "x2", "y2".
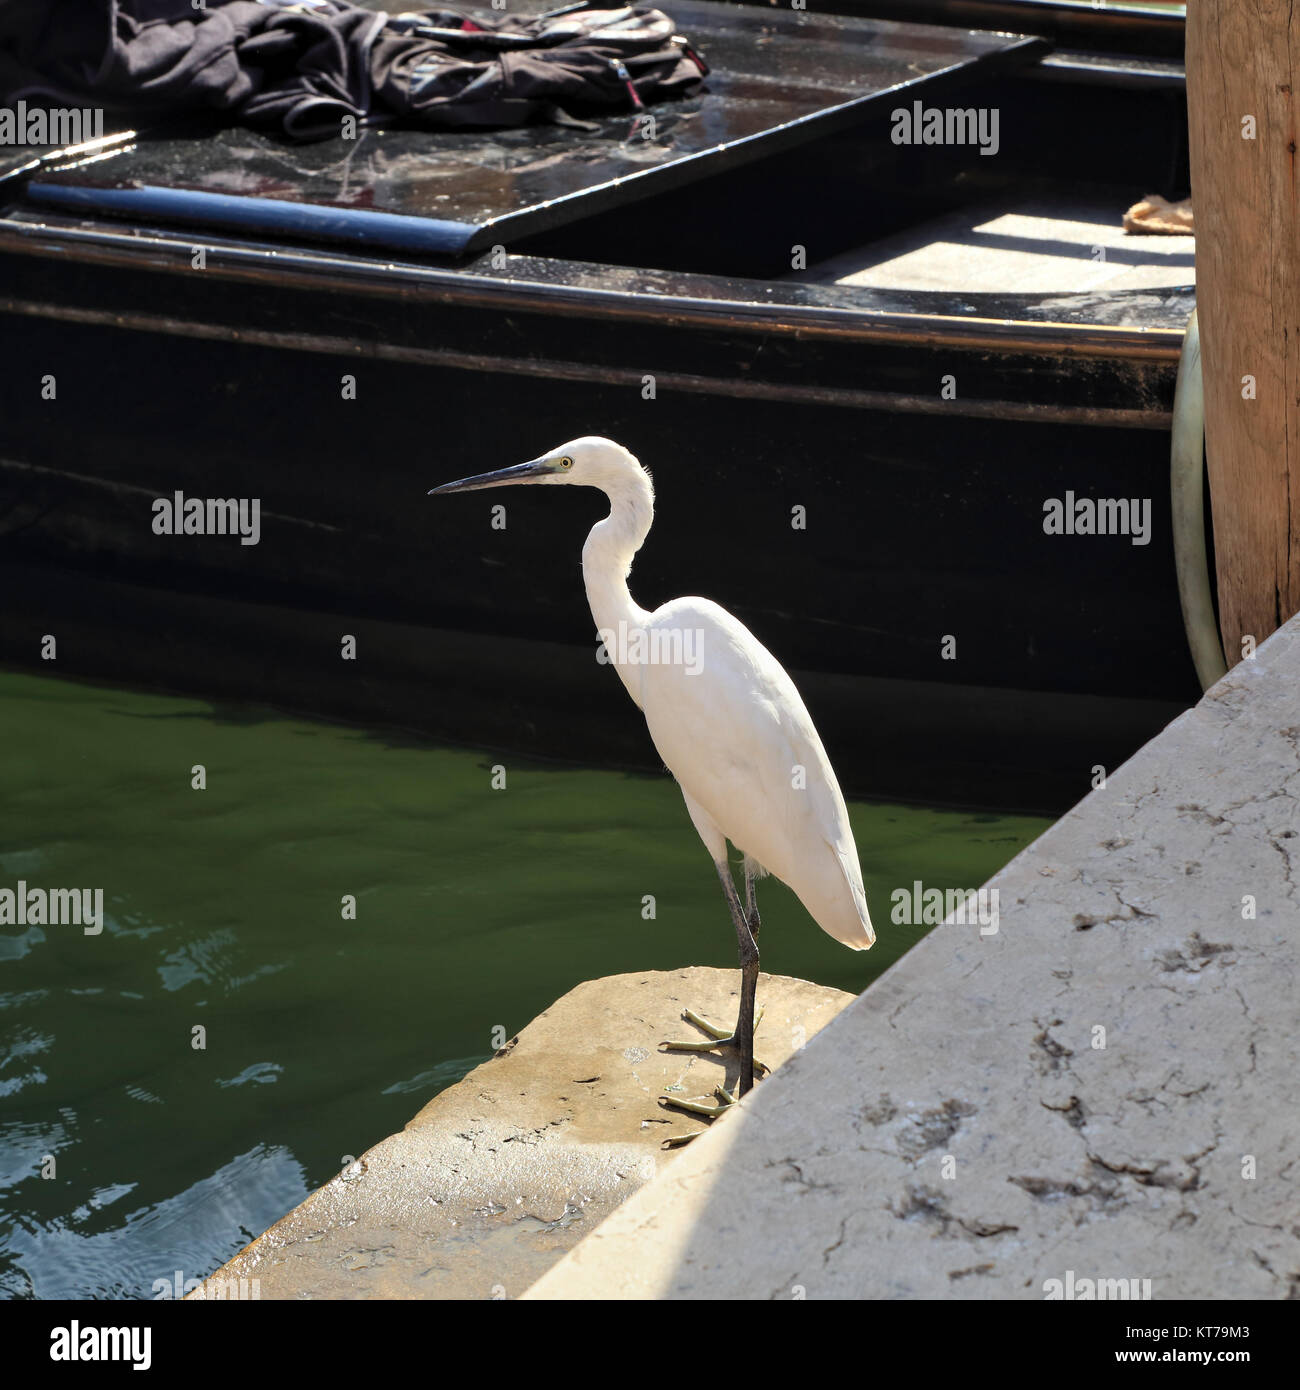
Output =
[{"x1": 0, "y1": 214, "x2": 1188, "y2": 364}]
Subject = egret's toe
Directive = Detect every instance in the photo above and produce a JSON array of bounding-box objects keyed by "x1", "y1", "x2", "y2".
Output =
[{"x1": 659, "y1": 1005, "x2": 770, "y2": 1075}]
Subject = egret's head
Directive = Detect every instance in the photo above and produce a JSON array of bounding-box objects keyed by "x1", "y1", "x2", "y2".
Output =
[{"x1": 428, "y1": 437, "x2": 647, "y2": 497}]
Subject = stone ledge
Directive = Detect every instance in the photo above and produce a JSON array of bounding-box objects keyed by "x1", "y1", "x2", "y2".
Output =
[{"x1": 194, "y1": 967, "x2": 852, "y2": 1299}]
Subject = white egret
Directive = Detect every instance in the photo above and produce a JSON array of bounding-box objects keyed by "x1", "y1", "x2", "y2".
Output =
[{"x1": 429, "y1": 438, "x2": 874, "y2": 1117}]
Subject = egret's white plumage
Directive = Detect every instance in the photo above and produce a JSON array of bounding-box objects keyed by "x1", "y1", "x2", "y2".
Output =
[
  {"x1": 430, "y1": 436, "x2": 874, "y2": 1098},
  {"x1": 638, "y1": 600, "x2": 874, "y2": 951},
  {"x1": 566, "y1": 435, "x2": 873, "y2": 953}
]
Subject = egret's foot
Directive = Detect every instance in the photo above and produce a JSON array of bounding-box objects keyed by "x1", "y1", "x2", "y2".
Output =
[
  {"x1": 662, "y1": 1130, "x2": 706, "y2": 1149},
  {"x1": 659, "y1": 1006, "x2": 771, "y2": 1077},
  {"x1": 661, "y1": 1083, "x2": 736, "y2": 1116},
  {"x1": 656, "y1": 1084, "x2": 739, "y2": 1139}
]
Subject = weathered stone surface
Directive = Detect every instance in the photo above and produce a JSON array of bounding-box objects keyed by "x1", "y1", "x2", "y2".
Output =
[
  {"x1": 194, "y1": 967, "x2": 852, "y2": 1299},
  {"x1": 527, "y1": 618, "x2": 1300, "y2": 1301}
]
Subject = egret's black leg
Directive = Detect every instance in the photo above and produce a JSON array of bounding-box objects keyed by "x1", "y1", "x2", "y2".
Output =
[
  {"x1": 744, "y1": 862, "x2": 762, "y2": 941},
  {"x1": 717, "y1": 862, "x2": 760, "y2": 1098},
  {"x1": 659, "y1": 861, "x2": 767, "y2": 1133}
]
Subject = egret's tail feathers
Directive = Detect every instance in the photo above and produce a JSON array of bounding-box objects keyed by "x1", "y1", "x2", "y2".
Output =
[
  {"x1": 848, "y1": 871, "x2": 876, "y2": 950},
  {"x1": 832, "y1": 846, "x2": 876, "y2": 951}
]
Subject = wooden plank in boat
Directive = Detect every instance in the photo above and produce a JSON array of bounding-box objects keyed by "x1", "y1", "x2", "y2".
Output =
[{"x1": 799, "y1": 192, "x2": 1195, "y2": 296}]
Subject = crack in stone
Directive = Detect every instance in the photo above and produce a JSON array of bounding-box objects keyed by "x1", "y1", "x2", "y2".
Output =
[
  {"x1": 1162, "y1": 1076, "x2": 1211, "y2": 1099},
  {"x1": 1008, "y1": 1170, "x2": 1126, "y2": 1211},
  {"x1": 821, "y1": 1215, "x2": 850, "y2": 1267},
  {"x1": 1225, "y1": 1202, "x2": 1292, "y2": 1237},
  {"x1": 892, "y1": 1183, "x2": 1018, "y2": 1239},
  {"x1": 773, "y1": 1158, "x2": 836, "y2": 1195},
  {"x1": 1041, "y1": 1095, "x2": 1086, "y2": 1130},
  {"x1": 1272, "y1": 829, "x2": 1298, "y2": 897},
  {"x1": 1073, "y1": 892, "x2": 1156, "y2": 931},
  {"x1": 1087, "y1": 1142, "x2": 1215, "y2": 1193},
  {"x1": 1219, "y1": 787, "x2": 1291, "y2": 817}
]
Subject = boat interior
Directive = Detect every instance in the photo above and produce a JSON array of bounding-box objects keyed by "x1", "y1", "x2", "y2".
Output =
[{"x1": 2, "y1": 1, "x2": 1192, "y2": 327}]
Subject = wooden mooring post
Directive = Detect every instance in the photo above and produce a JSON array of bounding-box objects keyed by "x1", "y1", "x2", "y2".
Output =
[{"x1": 1187, "y1": 1, "x2": 1300, "y2": 663}]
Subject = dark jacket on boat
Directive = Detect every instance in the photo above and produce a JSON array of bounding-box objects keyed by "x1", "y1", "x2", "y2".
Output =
[{"x1": 0, "y1": 0, "x2": 707, "y2": 140}]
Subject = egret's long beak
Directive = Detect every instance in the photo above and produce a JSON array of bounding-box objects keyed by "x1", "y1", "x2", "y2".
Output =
[{"x1": 428, "y1": 458, "x2": 550, "y2": 495}]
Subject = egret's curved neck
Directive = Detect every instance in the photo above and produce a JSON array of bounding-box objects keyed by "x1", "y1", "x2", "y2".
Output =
[{"x1": 582, "y1": 469, "x2": 654, "y2": 651}]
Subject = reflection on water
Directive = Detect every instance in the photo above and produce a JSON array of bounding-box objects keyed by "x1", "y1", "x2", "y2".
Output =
[{"x1": 0, "y1": 670, "x2": 1050, "y2": 1298}]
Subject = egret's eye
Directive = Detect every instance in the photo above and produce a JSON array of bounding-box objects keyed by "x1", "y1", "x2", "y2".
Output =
[{"x1": 558, "y1": 457, "x2": 574, "y2": 470}]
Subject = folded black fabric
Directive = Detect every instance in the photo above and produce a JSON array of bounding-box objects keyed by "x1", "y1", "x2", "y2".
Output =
[{"x1": 0, "y1": 1, "x2": 707, "y2": 141}]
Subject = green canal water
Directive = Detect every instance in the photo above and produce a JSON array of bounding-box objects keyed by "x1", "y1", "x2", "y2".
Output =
[{"x1": 0, "y1": 669, "x2": 1051, "y2": 1299}]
